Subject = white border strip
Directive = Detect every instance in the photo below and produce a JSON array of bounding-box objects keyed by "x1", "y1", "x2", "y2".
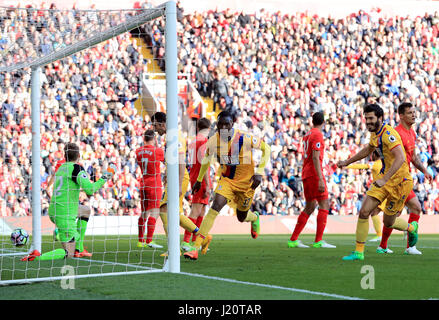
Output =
[{"x1": 180, "y1": 272, "x2": 365, "y2": 300}]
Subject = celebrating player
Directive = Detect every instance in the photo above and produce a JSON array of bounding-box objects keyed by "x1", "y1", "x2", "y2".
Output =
[
  {"x1": 337, "y1": 103, "x2": 418, "y2": 261},
  {"x1": 184, "y1": 110, "x2": 271, "y2": 261},
  {"x1": 21, "y1": 143, "x2": 116, "y2": 261},
  {"x1": 150, "y1": 112, "x2": 200, "y2": 252},
  {"x1": 376, "y1": 102, "x2": 432, "y2": 255},
  {"x1": 287, "y1": 112, "x2": 336, "y2": 249},
  {"x1": 135, "y1": 129, "x2": 165, "y2": 249},
  {"x1": 346, "y1": 150, "x2": 385, "y2": 244},
  {"x1": 181, "y1": 118, "x2": 212, "y2": 251}
]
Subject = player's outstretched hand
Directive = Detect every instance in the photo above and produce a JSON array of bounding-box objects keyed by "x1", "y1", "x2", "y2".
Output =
[
  {"x1": 192, "y1": 181, "x2": 201, "y2": 194},
  {"x1": 102, "y1": 163, "x2": 117, "y2": 180},
  {"x1": 424, "y1": 171, "x2": 433, "y2": 183},
  {"x1": 250, "y1": 174, "x2": 262, "y2": 190}
]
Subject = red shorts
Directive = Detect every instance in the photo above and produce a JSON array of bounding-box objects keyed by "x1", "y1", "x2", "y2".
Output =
[
  {"x1": 405, "y1": 189, "x2": 416, "y2": 204},
  {"x1": 190, "y1": 178, "x2": 210, "y2": 205},
  {"x1": 140, "y1": 185, "x2": 163, "y2": 212},
  {"x1": 302, "y1": 177, "x2": 328, "y2": 202}
]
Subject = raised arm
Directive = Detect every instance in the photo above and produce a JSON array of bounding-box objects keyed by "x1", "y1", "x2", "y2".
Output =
[
  {"x1": 74, "y1": 164, "x2": 115, "y2": 195},
  {"x1": 337, "y1": 144, "x2": 376, "y2": 168}
]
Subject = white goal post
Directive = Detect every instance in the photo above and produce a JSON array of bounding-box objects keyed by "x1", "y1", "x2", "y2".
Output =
[{"x1": 0, "y1": 0, "x2": 181, "y2": 285}]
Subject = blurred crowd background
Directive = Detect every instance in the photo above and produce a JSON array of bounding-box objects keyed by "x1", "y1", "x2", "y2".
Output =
[{"x1": 0, "y1": 1, "x2": 438, "y2": 218}]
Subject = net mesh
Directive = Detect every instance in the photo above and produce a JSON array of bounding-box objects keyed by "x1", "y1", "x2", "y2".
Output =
[{"x1": 0, "y1": 3, "x2": 181, "y2": 284}]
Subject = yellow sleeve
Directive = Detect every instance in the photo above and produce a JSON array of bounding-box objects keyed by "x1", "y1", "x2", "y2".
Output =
[
  {"x1": 383, "y1": 127, "x2": 402, "y2": 151},
  {"x1": 371, "y1": 160, "x2": 383, "y2": 180},
  {"x1": 255, "y1": 140, "x2": 270, "y2": 175},
  {"x1": 196, "y1": 136, "x2": 215, "y2": 182},
  {"x1": 178, "y1": 134, "x2": 186, "y2": 155},
  {"x1": 346, "y1": 164, "x2": 370, "y2": 170}
]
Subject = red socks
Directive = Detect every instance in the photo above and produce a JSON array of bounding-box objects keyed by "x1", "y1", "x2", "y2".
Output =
[
  {"x1": 138, "y1": 217, "x2": 146, "y2": 242},
  {"x1": 379, "y1": 226, "x2": 393, "y2": 249},
  {"x1": 315, "y1": 209, "x2": 329, "y2": 243},
  {"x1": 408, "y1": 212, "x2": 420, "y2": 224},
  {"x1": 146, "y1": 216, "x2": 157, "y2": 244},
  {"x1": 290, "y1": 211, "x2": 310, "y2": 241},
  {"x1": 380, "y1": 213, "x2": 420, "y2": 249},
  {"x1": 192, "y1": 216, "x2": 204, "y2": 242},
  {"x1": 183, "y1": 217, "x2": 197, "y2": 243}
]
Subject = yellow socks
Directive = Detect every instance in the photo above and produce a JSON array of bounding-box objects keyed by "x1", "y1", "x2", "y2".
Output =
[
  {"x1": 180, "y1": 215, "x2": 198, "y2": 233},
  {"x1": 193, "y1": 208, "x2": 219, "y2": 249},
  {"x1": 161, "y1": 211, "x2": 199, "y2": 236},
  {"x1": 159, "y1": 211, "x2": 168, "y2": 236},
  {"x1": 371, "y1": 215, "x2": 382, "y2": 237},
  {"x1": 391, "y1": 217, "x2": 411, "y2": 232},
  {"x1": 355, "y1": 218, "x2": 369, "y2": 253},
  {"x1": 243, "y1": 211, "x2": 257, "y2": 222}
]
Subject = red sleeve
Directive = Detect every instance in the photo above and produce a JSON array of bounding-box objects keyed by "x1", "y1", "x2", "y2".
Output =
[
  {"x1": 156, "y1": 147, "x2": 165, "y2": 162},
  {"x1": 311, "y1": 133, "x2": 324, "y2": 151},
  {"x1": 54, "y1": 159, "x2": 65, "y2": 172}
]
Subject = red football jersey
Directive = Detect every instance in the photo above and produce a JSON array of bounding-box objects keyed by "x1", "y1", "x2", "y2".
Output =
[
  {"x1": 395, "y1": 124, "x2": 416, "y2": 166},
  {"x1": 188, "y1": 134, "x2": 210, "y2": 184},
  {"x1": 54, "y1": 159, "x2": 66, "y2": 172},
  {"x1": 301, "y1": 128, "x2": 325, "y2": 180},
  {"x1": 135, "y1": 145, "x2": 165, "y2": 186}
]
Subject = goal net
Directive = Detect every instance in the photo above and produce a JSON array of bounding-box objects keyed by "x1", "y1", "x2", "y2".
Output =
[{"x1": 0, "y1": 1, "x2": 186, "y2": 285}]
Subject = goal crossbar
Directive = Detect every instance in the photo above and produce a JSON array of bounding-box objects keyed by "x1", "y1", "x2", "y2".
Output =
[
  {"x1": 0, "y1": 1, "x2": 180, "y2": 285},
  {"x1": 0, "y1": 4, "x2": 166, "y2": 73}
]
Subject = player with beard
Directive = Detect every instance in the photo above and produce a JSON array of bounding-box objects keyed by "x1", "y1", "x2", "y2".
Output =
[{"x1": 337, "y1": 104, "x2": 418, "y2": 261}]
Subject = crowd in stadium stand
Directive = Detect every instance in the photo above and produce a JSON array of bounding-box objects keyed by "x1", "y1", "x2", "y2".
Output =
[
  {"x1": 1, "y1": 2, "x2": 439, "y2": 219},
  {"x1": 0, "y1": 5, "x2": 147, "y2": 217},
  {"x1": 142, "y1": 2, "x2": 439, "y2": 216}
]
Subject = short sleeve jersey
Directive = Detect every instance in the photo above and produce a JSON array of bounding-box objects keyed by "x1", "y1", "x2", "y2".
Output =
[
  {"x1": 204, "y1": 129, "x2": 261, "y2": 187},
  {"x1": 302, "y1": 128, "x2": 325, "y2": 180},
  {"x1": 369, "y1": 123, "x2": 412, "y2": 187},
  {"x1": 135, "y1": 145, "x2": 165, "y2": 186},
  {"x1": 188, "y1": 133, "x2": 210, "y2": 183},
  {"x1": 395, "y1": 124, "x2": 416, "y2": 166}
]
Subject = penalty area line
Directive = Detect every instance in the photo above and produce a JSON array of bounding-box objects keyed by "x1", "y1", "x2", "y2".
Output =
[{"x1": 180, "y1": 271, "x2": 365, "y2": 300}]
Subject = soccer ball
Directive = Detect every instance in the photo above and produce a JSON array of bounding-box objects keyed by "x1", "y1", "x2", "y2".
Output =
[{"x1": 10, "y1": 228, "x2": 29, "y2": 247}]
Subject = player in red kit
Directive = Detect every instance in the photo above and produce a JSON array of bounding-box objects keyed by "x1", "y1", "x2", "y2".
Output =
[
  {"x1": 288, "y1": 112, "x2": 336, "y2": 248},
  {"x1": 377, "y1": 102, "x2": 432, "y2": 255},
  {"x1": 135, "y1": 129, "x2": 165, "y2": 248},
  {"x1": 181, "y1": 118, "x2": 212, "y2": 251}
]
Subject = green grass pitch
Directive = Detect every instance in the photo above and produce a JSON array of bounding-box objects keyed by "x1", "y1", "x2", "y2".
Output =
[{"x1": 1, "y1": 234, "x2": 438, "y2": 300}]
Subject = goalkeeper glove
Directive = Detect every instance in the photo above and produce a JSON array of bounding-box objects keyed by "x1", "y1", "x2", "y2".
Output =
[{"x1": 102, "y1": 163, "x2": 117, "y2": 181}]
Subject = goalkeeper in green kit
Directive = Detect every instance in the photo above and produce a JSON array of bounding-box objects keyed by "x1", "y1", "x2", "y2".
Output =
[{"x1": 21, "y1": 143, "x2": 116, "y2": 261}]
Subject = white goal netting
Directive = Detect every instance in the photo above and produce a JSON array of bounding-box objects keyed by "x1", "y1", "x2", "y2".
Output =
[{"x1": 0, "y1": 1, "x2": 190, "y2": 285}]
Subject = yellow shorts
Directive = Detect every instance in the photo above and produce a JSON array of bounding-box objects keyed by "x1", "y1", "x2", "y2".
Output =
[
  {"x1": 215, "y1": 177, "x2": 255, "y2": 212},
  {"x1": 160, "y1": 169, "x2": 189, "y2": 213},
  {"x1": 367, "y1": 178, "x2": 413, "y2": 216}
]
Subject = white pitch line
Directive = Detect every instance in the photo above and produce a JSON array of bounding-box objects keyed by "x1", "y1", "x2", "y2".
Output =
[{"x1": 180, "y1": 271, "x2": 365, "y2": 300}]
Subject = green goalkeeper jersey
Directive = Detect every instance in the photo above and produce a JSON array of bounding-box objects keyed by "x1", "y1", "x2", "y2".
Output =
[{"x1": 49, "y1": 162, "x2": 106, "y2": 220}]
